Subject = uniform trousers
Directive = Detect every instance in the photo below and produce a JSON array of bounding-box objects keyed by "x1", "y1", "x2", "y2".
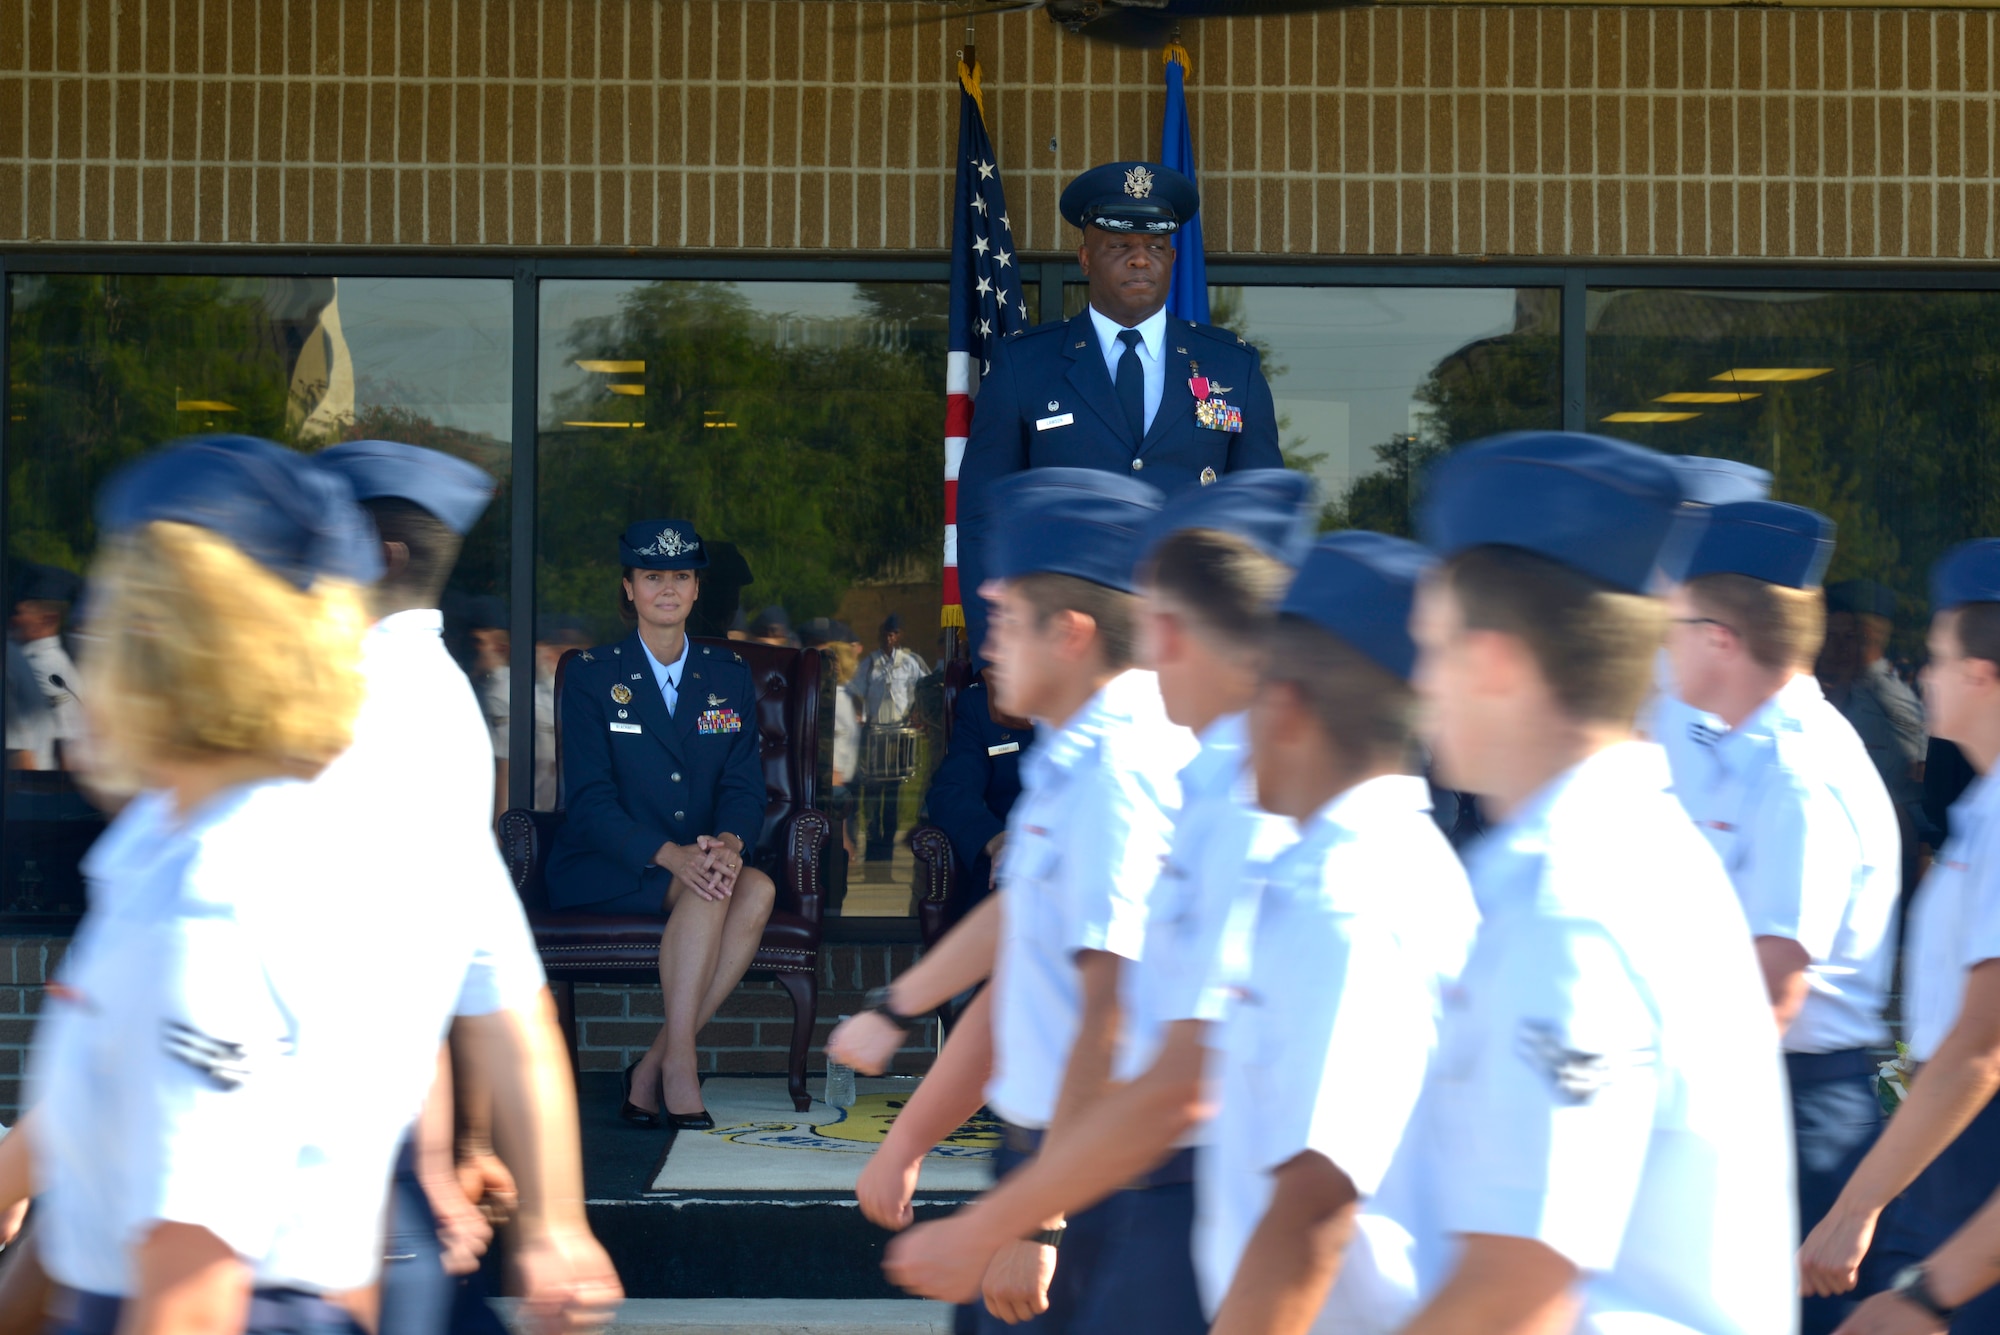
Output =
[
  {"x1": 1070, "y1": 1149, "x2": 1208, "y2": 1335},
  {"x1": 1789, "y1": 1050, "x2": 1889, "y2": 1335},
  {"x1": 958, "y1": 1127, "x2": 1112, "y2": 1335},
  {"x1": 1873, "y1": 1084, "x2": 2000, "y2": 1333},
  {"x1": 381, "y1": 1135, "x2": 455, "y2": 1335},
  {"x1": 48, "y1": 1287, "x2": 364, "y2": 1335}
]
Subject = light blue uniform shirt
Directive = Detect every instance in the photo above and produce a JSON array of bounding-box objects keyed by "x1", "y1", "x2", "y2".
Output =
[
  {"x1": 1400, "y1": 743, "x2": 1797, "y2": 1334},
  {"x1": 987, "y1": 669, "x2": 1198, "y2": 1129},
  {"x1": 1664, "y1": 674, "x2": 1899, "y2": 1054},
  {"x1": 1115, "y1": 712, "x2": 1297, "y2": 1090},
  {"x1": 1087, "y1": 303, "x2": 1168, "y2": 435},
  {"x1": 641, "y1": 633, "x2": 692, "y2": 716},
  {"x1": 1906, "y1": 772, "x2": 2000, "y2": 1060},
  {"x1": 1196, "y1": 775, "x2": 1478, "y2": 1332}
]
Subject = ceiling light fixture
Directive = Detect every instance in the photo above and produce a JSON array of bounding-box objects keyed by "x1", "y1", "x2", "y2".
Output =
[
  {"x1": 176, "y1": 399, "x2": 238, "y2": 412},
  {"x1": 607, "y1": 384, "x2": 645, "y2": 396},
  {"x1": 1654, "y1": 391, "x2": 1762, "y2": 404},
  {"x1": 1603, "y1": 411, "x2": 1701, "y2": 423},
  {"x1": 576, "y1": 359, "x2": 645, "y2": 373},
  {"x1": 1711, "y1": 368, "x2": 1832, "y2": 383},
  {"x1": 562, "y1": 421, "x2": 645, "y2": 429}
]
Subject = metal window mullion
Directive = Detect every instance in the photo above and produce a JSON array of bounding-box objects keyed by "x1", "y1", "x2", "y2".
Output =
[
  {"x1": 507, "y1": 263, "x2": 538, "y2": 815},
  {"x1": 1562, "y1": 270, "x2": 1588, "y2": 432}
]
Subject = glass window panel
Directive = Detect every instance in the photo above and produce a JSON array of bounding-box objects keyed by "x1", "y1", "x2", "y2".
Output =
[
  {"x1": 3, "y1": 274, "x2": 513, "y2": 918},
  {"x1": 1586, "y1": 288, "x2": 2000, "y2": 662},
  {"x1": 1062, "y1": 283, "x2": 1561, "y2": 531},
  {"x1": 535, "y1": 280, "x2": 988, "y2": 919}
]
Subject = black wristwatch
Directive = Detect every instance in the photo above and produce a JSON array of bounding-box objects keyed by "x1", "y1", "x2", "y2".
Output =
[
  {"x1": 1026, "y1": 1224, "x2": 1067, "y2": 1249},
  {"x1": 862, "y1": 986, "x2": 924, "y2": 1035},
  {"x1": 1890, "y1": 1264, "x2": 1959, "y2": 1322}
]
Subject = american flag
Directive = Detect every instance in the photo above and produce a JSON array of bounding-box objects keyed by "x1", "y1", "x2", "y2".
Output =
[{"x1": 943, "y1": 57, "x2": 1026, "y2": 633}]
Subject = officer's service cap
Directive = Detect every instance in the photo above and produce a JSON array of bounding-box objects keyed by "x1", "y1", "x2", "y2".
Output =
[
  {"x1": 619, "y1": 519, "x2": 709, "y2": 571},
  {"x1": 1138, "y1": 469, "x2": 1318, "y2": 570},
  {"x1": 1672, "y1": 455, "x2": 1772, "y2": 506},
  {"x1": 1668, "y1": 501, "x2": 1834, "y2": 590},
  {"x1": 97, "y1": 434, "x2": 383, "y2": 590},
  {"x1": 1931, "y1": 544, "x2": 2000, "y2": 611},
  {"x1": 314, "y1": 439, "x2": 496, "y2": 537},
  {"x1": 987, "y1": 467, "x2": 1164, "y2": 594},
  {"x1": 12, "y1": 562, "x2": 81, "y2": 605},
  {"x1": 1060, "y1": 161, "x2": 1199, "y2": 236},
  {"x1": 1417, "y1": 431, "x2": 1685, "y2": 595},
  {"x1": 1279, "y1": 532, "x2": 1435, "y2": 682},
  {"x1": 1827, "y1": 578, "x2": 1900, "y2": 618}
]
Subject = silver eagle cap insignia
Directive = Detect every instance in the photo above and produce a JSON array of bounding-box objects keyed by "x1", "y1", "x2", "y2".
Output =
[{"x1": 1123, "y1": 165, "x2": 1155, "y2": 199}]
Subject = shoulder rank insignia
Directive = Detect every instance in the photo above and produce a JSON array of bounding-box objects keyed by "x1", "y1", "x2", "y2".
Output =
[
  {"x1": 611, "y1": 684, "x2": 632, "y2": 704},
  {"x1": 163, "y1": 1019, "x2": 255, "y2": 1091},
  {"x1": 580, "y1": 650, "x2": 595, "y2": 662},
  {"x1": 1514, "y1": 1020, "x2": 1653, "y2": 1105}
]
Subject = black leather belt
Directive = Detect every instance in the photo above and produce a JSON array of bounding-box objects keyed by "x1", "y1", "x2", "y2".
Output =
[
  {"x1": 1786, "y1": 1048, "x2": 1880, "y2": 1085},
  {"x1": 51, "y1": 1286, "x2": 359, "y2": 1335},
  {"x1": 999, "y1": 1122, "x2": 1196, "y2": 1191}
]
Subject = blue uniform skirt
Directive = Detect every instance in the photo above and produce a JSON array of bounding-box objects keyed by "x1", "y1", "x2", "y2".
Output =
[{"x1": 1872, "y1": 1089, "x2": 2000, "y2": 1333}]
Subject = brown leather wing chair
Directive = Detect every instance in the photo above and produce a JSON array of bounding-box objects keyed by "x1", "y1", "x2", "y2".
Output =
[
  {"x1": 909, "y1": 659, "x2": 978, "y2": 948},
  {"x1": 498, "y1": 640, "x2": 831, "y2": 1113}
]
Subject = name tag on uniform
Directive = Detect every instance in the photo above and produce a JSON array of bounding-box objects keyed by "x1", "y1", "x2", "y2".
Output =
[
  {"x1": 1035, "y1": 413, "x2": 1074, "y2": 431},
  {"x1": 610, "y1": 722, "x2": 642, "y2": 734},
  {"x1": 987, "y1": 741, "x2": 1020, "y2": 756}
]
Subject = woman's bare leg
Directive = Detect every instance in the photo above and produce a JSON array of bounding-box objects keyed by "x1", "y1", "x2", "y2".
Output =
[{"x1": 629, "y1": 870, "x2": 777, "y2": 1116}]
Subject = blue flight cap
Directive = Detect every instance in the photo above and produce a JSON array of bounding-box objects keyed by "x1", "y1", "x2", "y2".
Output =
[
  {"x1": 1673, "y1": 456, "x2": 1772, "y2": 506},
  {"x1": 314, "y1": 439, "x2": 496, "y2": 537},
  {"x1": 1059, "y1": 161, "x2": 1199, "y2": 236},
  {"x1": 1417, "y1": 431, "x2": 1685, "y2": 595},
  {"x1": 986, "y1": 467, "x2": 1164, "y2": 594},
  {"x1": 1931, "y1": 543, "x2": 2000, "y2": 612},
  {"x1": 1138, "y1": 469, "x2": 1319, "y2": 569},
  {"x1": 619, "y1": 519, "x2": 709, "y2": 570},
  {"x1": 1279, "y1": 532, "x2": 1436, "y2": 682},
  {"x1": 1669, "y1": 501, "x2": 1835, "y2": 590},
  {"x1": 96, "y1": 434, "x2": 383, "y2": 590},
  {"x1": 1828, "y1": 578, "x2": 1900, "y2": 618}
]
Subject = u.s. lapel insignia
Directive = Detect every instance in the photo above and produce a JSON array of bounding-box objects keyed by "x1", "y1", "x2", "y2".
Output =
[
  {"x1": 1200, "y1": 467, "x2": 1218, "y2": 486},
  {"x1": 611, "y1": 684, "x2": 632, "y2": 704}
]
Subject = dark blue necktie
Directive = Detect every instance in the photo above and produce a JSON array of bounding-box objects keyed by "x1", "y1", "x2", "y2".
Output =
[{"x1": 1115, "y1": 328, "x2": 1146, "y2": 444}]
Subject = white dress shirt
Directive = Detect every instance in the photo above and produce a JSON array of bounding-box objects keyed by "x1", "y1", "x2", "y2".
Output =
[
  {"x1": 1088, "y1": 303, "x2": 1169, "y2": 436},
  {"x1": 1664, "y1": 674, "x2": 1899, "y2": 1054},
  {"x1": 1399, "y1": 743, "x2": 1796, "y2": 1334},
  {"x1": 1196, "y1": 775, "x2": 1478, "y2": 1333},
  {"x1": 641, "y1": 633, "x2": 692, "y2": 716},
  {"x1": 986, "y1": 669, "x2": 1198, "y2": 1129},
  {"x1": 19, "y1": 634, "x2": 83, "y2": 769},
  {"x1": 1906, "y1": 771, "x2": 2000, "y2": 1061}
]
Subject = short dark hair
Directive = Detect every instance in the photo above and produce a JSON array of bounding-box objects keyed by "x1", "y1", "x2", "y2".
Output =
[
  {"x1": 1012, "y1": 572, "x2": 1138, "y2": 670},
  {"x1": 1685, "y1": 572, "x2": 1825, "y2": 673},
  {"x1": 619, "y1": 565, "x2": 701, "y2": 628},
  {"x1": 361, "y1": 497, "x2": 462, "y2": 613},
  {"x1": 1144, "y1": 528, "x2": 1292, "y2": 646},
  {"x1": 1443, "y1": 545, "x2": 1664, "y2": 726},
  {"x1": 1263, "y1": 616, "x2": 1414, "y2": 767},
  {"x1": 1954, "y1": 602, "x2": 2000, "y2": 668}
]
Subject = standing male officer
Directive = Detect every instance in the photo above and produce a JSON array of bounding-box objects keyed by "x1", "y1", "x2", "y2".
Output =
[{"x1": 954, "y1": 160, "x2": 1285, "y2": 658}]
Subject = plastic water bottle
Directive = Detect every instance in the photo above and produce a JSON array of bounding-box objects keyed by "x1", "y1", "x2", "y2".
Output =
[{"x1": 825, "y1": 1017, "x2": 858, "y2": 1107}]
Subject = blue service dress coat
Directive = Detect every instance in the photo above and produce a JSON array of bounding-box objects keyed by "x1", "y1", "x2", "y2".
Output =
[
  {"x1": 923, "y1": 672, "x2": 1034, "y2": 910},
  {"x1": 545, "y1": 633, "x2": 765, "y2": 913},
  {"x1": 956, "y1": 310, "x2": 1285, "y2": 656}
]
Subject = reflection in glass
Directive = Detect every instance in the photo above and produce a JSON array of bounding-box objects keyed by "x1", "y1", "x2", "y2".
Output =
[
  {"x1": 3, "y1": 275, "x2": 512, "y2": 916},
  {"x1": 1586, "y1": 288, "x2": 2000, "y2": 648},
  {"x1": 536, "y1": 281, "x2": 989, "y2": 918},
  {"x1": 1063, "y1": 283, "x2": 1561, "y2": 533}
]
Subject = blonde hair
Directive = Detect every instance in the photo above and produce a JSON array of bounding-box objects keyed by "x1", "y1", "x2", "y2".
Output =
[
  {"x1": 1686, "y1": 573, "x2": 1826, "y2": 673},
  {"x1": 82, "y1": 521, "x2": 370, "y2": 789},
  {"x1": 827, "y1": 640, "x2": 862, "y2": 685}
]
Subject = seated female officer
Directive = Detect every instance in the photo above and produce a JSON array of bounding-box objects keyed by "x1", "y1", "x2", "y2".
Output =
[{"x1": 545, "y1": 519, "x2": 777, "y2": 1130}]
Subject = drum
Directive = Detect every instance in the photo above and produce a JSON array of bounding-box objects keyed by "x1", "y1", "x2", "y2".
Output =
[{"x1": 860, "y1": 724, "x2": 922, "y2": 782}]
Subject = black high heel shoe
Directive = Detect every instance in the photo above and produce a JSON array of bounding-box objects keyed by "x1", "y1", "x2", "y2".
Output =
[
  {"x1": 619, "y1": 1060, "x2": 660, "y2": 1128},
  {"x1": 660, "y1": 1070, "x2": 714, "y2": 1132}
]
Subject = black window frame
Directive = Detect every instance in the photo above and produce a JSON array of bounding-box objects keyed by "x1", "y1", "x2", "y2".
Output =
[{"x1": 5, "y1": 248, "x2": 2000, "y2": 932}]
